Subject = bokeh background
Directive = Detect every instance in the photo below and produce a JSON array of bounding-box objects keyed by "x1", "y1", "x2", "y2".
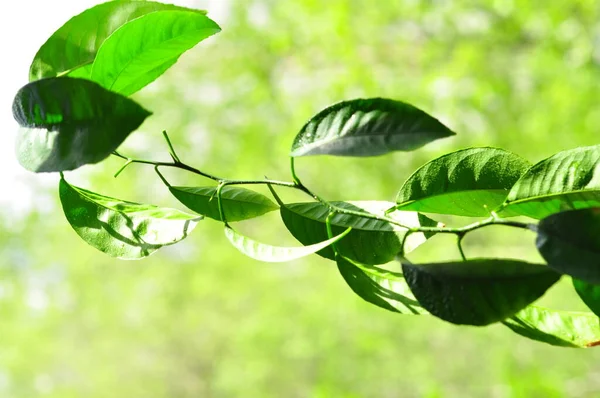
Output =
[{"x1": 2, "y1": 0, "x2": 600, "y2": 397}]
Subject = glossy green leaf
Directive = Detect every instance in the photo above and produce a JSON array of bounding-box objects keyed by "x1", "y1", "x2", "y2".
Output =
[
  {"x1": 395, "y1": 147, "x2": 530, "y2": 217},
  {"x1": 29, "y1": 0, "x2": 206, "y2": 81},
  {"x1": 573, "y1": 279, "x2": 600, "y2": 317},
  {"x1": 536, "y1": 208, "x2": 600, "y2": 283},
  {"x1": 337, "y1": 256, "x2": 427, "y2": 314},
  {"x1": 59, "y1": 178, "x2": 200, "y2": 259},
  {"x1": 402, "y1": 259, "x2": 561, "y2": 326},
  {"x1": 281, "y1": 201, "x2": 438, "y2": 265},
  {"x1": 169, "y1": 186, "x2": 278, "y2": 222},
  {"x1": 503, "y1": 306, "x2": 600, "y2": 348},
  {"x1": 501, "y1": 145, "x2": 600, "y2": 219},
  {"x1": 13, "y1": 77, "x2": 151, "y2": 173},
  {"x1": 224, "y1": 226, "x2": 351, "y2": 263},
  {"x1": 89, "y1": 10, "x2": 220, "y2": 95},
  {"x1": 290, "y1": 98, "x2": 455, "y2": 157}
]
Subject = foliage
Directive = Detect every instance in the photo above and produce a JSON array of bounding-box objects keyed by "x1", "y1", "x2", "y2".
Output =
[{"x1": 11, "y1": 0, "x2": 600, "y2": 357}]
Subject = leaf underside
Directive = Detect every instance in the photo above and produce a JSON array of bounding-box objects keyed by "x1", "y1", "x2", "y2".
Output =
[
  {"x1": 402, "y1": 259, "x2": 561, "y2": 326},
  {"x1": 60, "y1": 178, "x2": 200, "y2": 259}
]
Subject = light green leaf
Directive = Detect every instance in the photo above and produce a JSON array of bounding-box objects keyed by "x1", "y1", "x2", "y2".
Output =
[
  {"x1": 402, "y1": 259, "x2": 561, "y2": 326},
  {"x1": 290, "y1": 98, "x2": 455, "y2": 157},
  {"x1": 395, "y1": 147, "x2": 530, "y2": 217},
  {"x1": 536, "y1": 208, "x2": 600, "y2": 284},
  {"x1": 224, "y1": 226, "x2": 351, "y2": 263},
  {"x1": 169, "y1": 186, "x2": 278, "y2": 222},
  {"x1": 501, "y1": 145, "x2": 600, "y2": 219},
  {"x1": 337, "y1": 256, "x2": 428, "y2": 314},
  {"x1": 573, "y1": 279, "x2": 600, "y2": 317},
  {"x1": 13, "y1": 77, "x2": 151, "y2": 173},
  {"x1": 503, "y1": 306, "x2": 600, "y2": 348},
  {"x1": 89, "y1": 10, "x2": 220, "y2": 95},
  {"x1": 29, "y1": 0, "x2": 207, "y2": 81},
  {"x1": 60, "y1": 178, "x2": 200, "y2": 259},
  {"x1": 281, "y1": 201, "x2": 438, "y2": 265}
]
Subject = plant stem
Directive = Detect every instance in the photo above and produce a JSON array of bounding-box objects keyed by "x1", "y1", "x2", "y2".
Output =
[{"x1": 110, "y1": 152, "x2": 535, "y2": 236}]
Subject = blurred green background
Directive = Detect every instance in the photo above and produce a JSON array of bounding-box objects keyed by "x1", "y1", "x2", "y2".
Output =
[{"x1": 3, "y1": 0, "x2": 600, "y2": 396}]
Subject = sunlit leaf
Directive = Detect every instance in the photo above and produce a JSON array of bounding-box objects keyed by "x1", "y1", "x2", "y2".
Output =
[
  {"x1": 13, "y1": 77, "x2": 151, "y2": 172},
  {"x1": 536, "y1": 208, "x2": 600, "y2": 283},
  {"x1": 396, "y1": 147, "x2": 530, "y2": 217},
  {"x1": 401, "y1": 259, "x2": 561, "y2": 326},
  {"x1": 60, "y1": 178, "x2": 200, "y2": 259},
  {"x1": 501, "y1": 145, "x2": 600, "y2": 219},
  {"x1": 169, "y1": 186, "x2": 278, "y2": 222},
  {"x1": 337, "y1": 256, "x2": 427, "y2": 314},
  {"x1": 290, "y1": 98, "x2": 455, "y2": 157},
  {"x1": 224, "y1": 226, "x2": 351, "y2": 263},
  {"x1": 573, "y1": 279, "x2": 600, "y2": 317},
  {"x1": 29, "y1": 0, "x2": 207, "y2": 81},
  {"x1": 503, "y1": 306, "x2": 600, "y2": 348},
  {"x1": 281, "y1": 201, "x2": 438, "y2": 265},
  {"x1": 89, "y1": 10, "x2": 220, "y2": 95}
]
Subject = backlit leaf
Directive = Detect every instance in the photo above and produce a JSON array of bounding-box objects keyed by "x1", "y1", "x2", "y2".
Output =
[
  {"x1": 503, "y1": 306, "x2": 600, "y2": 348},
  {"x1": 60, "y1": 178, "x2": 200, "y2": 259},
  {"x1": 396, "y1": 147, "x2": 530, "y2": 217},
  {"x1": 290, "y1": 98, "x2": 455, "y2": 157},
  {"x1": 89, "y1": 10, "x2": 220, "y2": 95},
  {"x1": 402, "y1": 259, "x2": 561, "y2": 326},
  {"x1": 13, "y1": 77, "x2": 151, "y2": 172},
  {"x1": 224, "y1": 226, "x2": 351, "y2": 263},
  {"x1": 29, "y1": 0, "x2": 207, "y2": 81}
]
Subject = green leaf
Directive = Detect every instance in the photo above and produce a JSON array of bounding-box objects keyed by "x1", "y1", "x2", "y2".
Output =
[
  {"x1": 337, "y1": 256, "x2": 428, "y2": 314},
  {"x1": 281, "y1": 201, "x2": 438, "y2": 265},
  {"x1": 501, "y1": 145, "x2": 600, "y2": 219},
  {"x1": 401, "y1": 259, "x2": 561, "y2": 326},
  {"x1": 169, "y1": 186, "x2": 278, "y2": 222},
  {"x1": 503, "y1": 306, "x2": 600, "y2": 348},
  {"x1": 573, "y1": 279, "x2": 600, "y2": 317},
  {"x1": 13, "y1": 77, "x2": 151, "y2": 173},
  {"x1": 89, "y1": 10, "x2": 220, "y2": 95},
  {"x1": 396, "y1": 147, "x2": 530, "y2": 217},
  {"x1": 29, "y1": 0, "x2": 207, "y2": 81},
  {"x1": 59, "y1": 178, "x2": 200, "y2": 259},
  {"x1": 224, "y1": 226, "x2": 351, "y2": 263},
  {"x1": 536, "y1": 208, "x2": 600, "y2": 283},
  {"x1": 290, "y1": 98, "x2": 455, "y2": 157}
]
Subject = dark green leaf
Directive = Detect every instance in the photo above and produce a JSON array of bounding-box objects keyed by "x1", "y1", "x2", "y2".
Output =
[
  {"x1": 536, "y1": 208, "x2": 600, "y2": 283},
  {"x1": 59, "y1": 178, "x2": 200, "y2": 259},
  {"x1": 89, "y1": 10, "x2": 220, "y2": 95},
  {"x1": 169, "y1": 186, "x2": 278, "y2": 222},
  {"x1": 224, "y1": 226, "x2": 351, "y2": 263},
  {"x1": 396, "y1": 147, "x2": 530, "y2": 217},
  {"x1": 13, "y1": 77, "x2": 151, "y2": 172},
  {"x1": 402, "y1": 259, "x2": 561, "y2": 326},
  {"x1": 281, "y1": 201, "x2": 438, "y2": 265},
  {"x1": 573, "y1": 279, "x2": 600, "y2": 317},
  {"x1": 337, "y1": 256, "x2": 427, "y2": 314},
  {"x1": 501, "y1": 145, "x2": 600, "y2": 219},
  {"x1": 290, "y1": 98, "x2": 455, "y2": 157},
  {"x1": 30, "y1": 0, "x2": 207, "y2": 81},
  {"x1": 503, "y1": 306, "x2": 600, "y2": 348}
]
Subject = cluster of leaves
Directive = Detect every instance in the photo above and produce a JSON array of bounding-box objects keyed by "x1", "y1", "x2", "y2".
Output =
[{"x1": 12, "y1": 0, "x2": 600, "y2": 348}]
